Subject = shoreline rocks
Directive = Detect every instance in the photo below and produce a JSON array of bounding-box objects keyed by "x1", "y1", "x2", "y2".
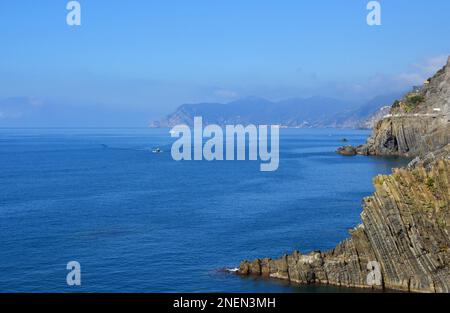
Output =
[
  {"x1": 236, "y1": 56, "x2": 450, "y2": 293},
  {"x1": 336, "y1": 145, "x2": 357, "y2": 156},
  {"x1": 238, "y1": 152, "x2": 450, "y2": 292}
]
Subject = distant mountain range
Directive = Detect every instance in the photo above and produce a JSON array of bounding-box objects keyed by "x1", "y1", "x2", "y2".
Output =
[
  {"x1": 0, "y1": 93, "x2": 404, "y2": 129},
  {"x1": 151, "y1": 93, "x2": 404, "y2": 129}
]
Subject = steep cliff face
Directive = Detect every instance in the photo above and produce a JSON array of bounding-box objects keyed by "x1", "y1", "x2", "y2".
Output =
[
  {"x1": 357, "y1": 56, "x2": 450, "y2": 157},
  {"x1": 357, "y1": 116, "x2": 450, "y2": 157},
  {"x1": 238, "y1": 58, "x2": 450, "y2": 292},
  {"x1": 239, "y1": 152, "x2": 450, "y2": 292}
]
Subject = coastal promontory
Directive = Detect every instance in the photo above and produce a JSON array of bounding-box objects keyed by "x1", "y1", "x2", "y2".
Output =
[{"x1": 239, "y1": 57, "x2": 450, "y2": 293}]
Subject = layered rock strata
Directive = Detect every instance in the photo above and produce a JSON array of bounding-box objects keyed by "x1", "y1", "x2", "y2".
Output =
[
  {"x1": 238, "y1": 58, "x2": 450, "y2": 292},
  {"x1": 239, "y1": 151, "x2": 450, "y2": 293}
]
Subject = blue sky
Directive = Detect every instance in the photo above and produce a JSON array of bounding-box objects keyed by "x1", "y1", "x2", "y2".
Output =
[{"x1": 1, "y1": 0, "x2": 450, "y2": 126}]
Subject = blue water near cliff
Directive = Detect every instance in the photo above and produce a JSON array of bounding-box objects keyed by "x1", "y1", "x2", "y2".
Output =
[{"x1": 0, "y1": 128, "x2": 409, "y2": 292}]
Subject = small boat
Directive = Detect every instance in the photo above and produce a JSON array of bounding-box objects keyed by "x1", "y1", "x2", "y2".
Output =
[{"x1": 152, "y1": 147, "x2": 162, "y2": 154}]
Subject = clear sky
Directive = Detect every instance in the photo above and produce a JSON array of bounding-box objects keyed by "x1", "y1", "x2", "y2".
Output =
[{"x1": 1, "y1": 0, "x2": 450, "y2": 126}]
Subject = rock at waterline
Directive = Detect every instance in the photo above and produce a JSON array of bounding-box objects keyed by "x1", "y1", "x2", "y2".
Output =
[{"x1": 337, "y1": 145, "x2": 357, "y2": 156}]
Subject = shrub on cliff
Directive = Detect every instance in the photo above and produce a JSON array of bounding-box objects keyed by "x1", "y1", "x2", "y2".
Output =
[{"x1": 403, "y1": 94, "x2": 425, "y2": 112}]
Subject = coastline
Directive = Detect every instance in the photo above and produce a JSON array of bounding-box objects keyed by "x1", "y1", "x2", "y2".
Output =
[
  {"x1": 236, "y1": 59, "x2": 450, "y2": 293},
  {"x1": 237, "y1": 153, "x2": 450, "y2": 293}
]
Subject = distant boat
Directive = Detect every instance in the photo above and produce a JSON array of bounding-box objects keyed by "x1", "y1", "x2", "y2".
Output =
[{"x1": 152, "y1": 148, "x2": 162, "y2": 154}]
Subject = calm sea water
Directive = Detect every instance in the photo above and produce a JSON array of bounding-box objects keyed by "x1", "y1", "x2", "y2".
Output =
[{"x1": 0, "y1": 128, "x2": 409, "y2": 292}]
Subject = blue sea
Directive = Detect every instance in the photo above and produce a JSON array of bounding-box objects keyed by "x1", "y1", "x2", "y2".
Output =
[{"x1": 0, "y1": 128, "x2": 409, "y2": 292}]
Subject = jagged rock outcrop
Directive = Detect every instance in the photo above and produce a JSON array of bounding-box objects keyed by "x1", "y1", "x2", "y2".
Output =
[
  {"x1": 238, "y1": 151, "x2": 450, "y2": 292},
  {"x1": 356, "y1": 56, "x2": 450, "y2": 157},
  {"x1": 238, "y1": 57, "x2": 450, "y2": 292},
  {"x1": 408, "y1": 144, "x2": 450, "y2": 170},
  {"x1": 337, "y1": 145, "x2": 357, "y2": 156},
  {"x1": 356, "y1": 116, "x2": 450, "y2": 157}
]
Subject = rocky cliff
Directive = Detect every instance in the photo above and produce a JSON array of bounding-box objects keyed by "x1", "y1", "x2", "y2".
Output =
[
  {"x1": 237, "y1": 58, "x2": 450, "y2": 292},
  {"x1": 357, "y1": 57, "x2": 450, "y2": 157},
  {"x1": 238, "y1": 148, "x2": 450, "y2": 292}
]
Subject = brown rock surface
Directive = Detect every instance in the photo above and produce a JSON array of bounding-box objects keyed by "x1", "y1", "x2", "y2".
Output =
[
  {"x1": 337, "y1": 145, "x2": 357, "y2": 156},
  {"x1": 239, "y1": 156, "x2": 450, "y2": 292}
]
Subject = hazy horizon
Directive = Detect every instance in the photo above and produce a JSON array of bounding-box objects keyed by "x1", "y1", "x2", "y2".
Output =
[{"x1": 1, "y1": 1, "x2": 450, "y2": 126}]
